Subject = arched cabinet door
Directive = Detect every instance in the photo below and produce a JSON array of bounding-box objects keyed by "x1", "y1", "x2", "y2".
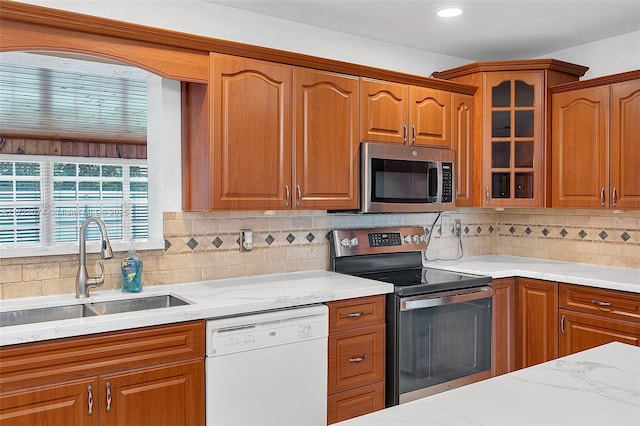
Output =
[
  {"x1": 360, "y1": 78, "x2": 409, "y2": 144},
  {"x1": 293, "y1": 68, "x2": 360, "y2": 210},
  {"x1": 610, "y1": 80, "x2": 640, "y2": 210},
  {"x1": 211, "y1": 53, "x2": 292, "y2": 210},
  {"x1": 410, "y1": 86, "x2": 451, "y2": 147},
  {"x1": 552, "y1": 86, "x2": 609, "y2": 208}
]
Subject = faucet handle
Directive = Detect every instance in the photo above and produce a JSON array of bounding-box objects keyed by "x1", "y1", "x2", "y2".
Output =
[{"x1": 87, "y1": 260, "x2": 106, "y2": 287}]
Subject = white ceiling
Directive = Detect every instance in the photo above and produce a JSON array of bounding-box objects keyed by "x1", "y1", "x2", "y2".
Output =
[{"x1": 204, "y1": 0, "x2": 640, "y2": 61}]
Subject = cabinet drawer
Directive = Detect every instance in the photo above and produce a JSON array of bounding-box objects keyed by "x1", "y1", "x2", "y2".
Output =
[
  {"x1": 559, "y1": 310, "x2": 640, "y2": 356},
  {"x1": 327, "y1": 295, "x2": 385, "y2": 332},
  {"x1": 559, "y1": 284, "x2": 640, "y2": 323},
  {"x1": 0, "y1": 320, "x2": 205, "y2": 392},
  {"x1": 327, "y1": 381, "x2": 385, "y2": 425},
  {"x1": 328, "y1": 324, "x2": 385, "y2": 394}
]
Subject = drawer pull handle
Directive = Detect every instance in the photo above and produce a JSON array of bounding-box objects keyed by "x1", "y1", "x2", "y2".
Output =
[
  {"x1": 105, "y1": 382, "x2": 112, "y2": 413},
  {"x1": 87, "y1": 385, "x2": 94, "y2": 416},
  {"x1": 591, "y1": 299, "x2": 612, "y2": 307},
  {"x1": 346, "y1": 311, "x2": 367, "y2": 318},
  {"x1": 348, "y1": 354, "x2": 367, "y2": 363},
  {"x1": 560, "y1": 315, "x2": 565, "y2": 335}
]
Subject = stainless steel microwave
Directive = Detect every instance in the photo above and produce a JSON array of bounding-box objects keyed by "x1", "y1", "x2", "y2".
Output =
[{"x1": 360, "y1": 141, "x2": 455, "y2": 213}]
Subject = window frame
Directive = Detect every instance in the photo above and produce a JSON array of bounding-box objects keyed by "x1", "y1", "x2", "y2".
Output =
[{"x1": 0, "y1": 153, "x2": 163, "y2": 258}]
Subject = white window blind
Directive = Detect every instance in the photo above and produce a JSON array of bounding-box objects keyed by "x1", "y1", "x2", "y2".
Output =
[{"x1": 0, "y1": 155, "x2": 148, "y2": 249}]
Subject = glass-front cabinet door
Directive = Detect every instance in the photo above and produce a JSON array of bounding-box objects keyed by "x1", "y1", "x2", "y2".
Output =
[{"x1": 482, "y1": 72, "x2": 544, "y2": 207}]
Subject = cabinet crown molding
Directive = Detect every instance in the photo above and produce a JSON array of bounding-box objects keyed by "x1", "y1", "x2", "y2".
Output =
[{"x1": 432, "y1": 59, "x2": 589, "y2": 80}]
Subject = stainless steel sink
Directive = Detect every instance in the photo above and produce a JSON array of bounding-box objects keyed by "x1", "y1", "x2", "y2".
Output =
[
  {"x1": 0, "y1": 295, "x2": 190, "y2": 327},
  {"x1": 0, "y1": 304, "x2": 98, "y2": 327},
  {"x1": 84, "y1": 295, "x2": 189, "y2": 315}
]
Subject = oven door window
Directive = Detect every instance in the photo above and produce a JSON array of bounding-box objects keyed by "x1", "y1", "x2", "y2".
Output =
[
  {"x1": 398, "y1": 297, "x2": 492, "y2": 395},
  {"x1": 371, "y1": 158, "x2": 437, "y2": 203}
]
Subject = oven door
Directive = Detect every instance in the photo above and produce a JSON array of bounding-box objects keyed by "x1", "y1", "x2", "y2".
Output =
[{"x1": 386, "y1": 286, "x2": 494, "y2": 406}]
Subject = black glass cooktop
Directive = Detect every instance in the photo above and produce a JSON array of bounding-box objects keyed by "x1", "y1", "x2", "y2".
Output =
[{"x1": 357, "y1": 267, "x2": 491, "y2": 297}]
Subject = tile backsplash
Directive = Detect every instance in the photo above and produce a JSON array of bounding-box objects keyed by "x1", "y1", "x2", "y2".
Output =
[{"x1": 1, "y1": 208, "x2": 638, "y2": 299}]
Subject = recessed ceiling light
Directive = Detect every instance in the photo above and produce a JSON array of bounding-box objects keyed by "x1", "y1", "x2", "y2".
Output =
[{"x1": 437, "y1": 7, "x2": 464, "y2": 18}]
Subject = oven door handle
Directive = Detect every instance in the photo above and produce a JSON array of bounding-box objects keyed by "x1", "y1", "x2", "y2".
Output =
[{"x1": 400, "y1": 286, "x2": 495, "y2": 311}]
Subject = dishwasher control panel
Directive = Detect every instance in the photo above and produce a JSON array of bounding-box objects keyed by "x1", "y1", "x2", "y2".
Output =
[{"x1": 206, "y1": 304, "x2": 328, "y2": 357}]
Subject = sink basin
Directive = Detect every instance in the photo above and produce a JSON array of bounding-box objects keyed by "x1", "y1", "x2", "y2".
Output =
[
  {"x1": 0, "y1": 295, "x2": 190, "y2": 327},
  {"x1": 0, "y1": 304, "x2": 97, "y2": 327},
  {"x1": 84, "y1": 295, "x2": 189, "y2": 316}
]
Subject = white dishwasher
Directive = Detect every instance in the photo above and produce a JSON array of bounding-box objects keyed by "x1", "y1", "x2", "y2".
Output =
[{"x1": 206, "y1": 304, "x2": 328, "y2": 426}]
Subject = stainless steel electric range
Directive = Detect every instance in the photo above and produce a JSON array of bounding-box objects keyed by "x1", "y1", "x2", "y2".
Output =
[{"x1": 330, "y1": 226, "x2": 494, "y2": 406}]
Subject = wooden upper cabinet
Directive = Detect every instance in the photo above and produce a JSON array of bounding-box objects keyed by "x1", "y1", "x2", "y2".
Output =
[
  {"x1": 551, "y1": 72, "x2": 640, "y2": 209},
  {"x1": 552, "y1": 86, "x2": 609, "y2": 208},
  {"x1": 451, "y1": 93, "x2": 475, "y2": 206},
  {"x1": 433, "y1": 60, "x2": 588, "y2": 208},
  {"x1": 211, "y1": 54, "x2": 292, "y2": 210},
  {"x1": 293, "y1": 68, "x2": 360, "y2": 210},
  {"x1": 410, "y1": 86, "x2": 451, "y2": 147},
  {"x1": 360, "y1": 78, "x2": 451, "y2": 147},
  {"x1": 610, "y1": 80, "x2": 640, "y2": 209},
  {"x1": 360, "y1": 79, "x2": 409, "y2": 144}
]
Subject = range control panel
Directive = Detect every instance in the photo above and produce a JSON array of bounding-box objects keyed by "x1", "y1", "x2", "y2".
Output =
[{"x1": 331, "y1": 226, "x2": 427, "y2": 257}]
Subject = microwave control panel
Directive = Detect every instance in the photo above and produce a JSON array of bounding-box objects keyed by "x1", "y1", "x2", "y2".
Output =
[{"x1": 442, "y1": 162, "x2": 453, "y2": 203}]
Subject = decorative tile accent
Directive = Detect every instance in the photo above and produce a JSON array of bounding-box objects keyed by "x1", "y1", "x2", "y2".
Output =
[
  {"x1": 621, "y1": 232, "x2": 631, "y2": 242},
  {"x1": 525, "y1": 227, "x2": 532, "y2": 235},
  {"x1": 265, "y1": 234, "x2": 275, "y2": 245},
  {"x1": 579, "y1": 230, "x2": 587, "y2": 239},
  {"x1": 560, "y1": 228, "x2": 568, "y2": 238},
  {"x1": 306, "y1": 232, "x2": 315, "y2": 243},
  {"x1": 286, "y1": 233, "x2": 296, "y2": 244},
  {"x1": 187, "y1": 237, "x2": 198, "y2": 250},
  {"x1": 509, "y1": 226, "x2": 516, "y2": 234},
  {"x1": 542, "y1": 228, "x2": 549, "y2": 236},
  {"x1": 164, "y1": 239, "x2": 172, "y2": 250},
  {"x1": 464, "y1": 226, "x2": 470, "y2": 235},
  {"x1": 212, "y1": 237, "x2": 223, "y2": 248},
  {"x1": 476, "y1": 226, "x2": 482, "y2": 234},
  {"x1": 599, "y1": 230, "x2": 608, "y2": 240},
  {"x1": 488, "y1": 226, "x2": 494, "y2": 234}
]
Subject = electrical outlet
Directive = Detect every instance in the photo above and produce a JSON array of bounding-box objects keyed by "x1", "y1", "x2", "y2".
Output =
[
  {"x1": 454, "y1": 219, "x2": 462, "y2": 237},
  {"x1": 240, "y1": 229, "x2": 253, "y2": 252}
]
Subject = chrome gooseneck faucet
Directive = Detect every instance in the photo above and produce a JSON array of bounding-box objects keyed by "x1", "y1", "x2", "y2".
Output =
[{"x1": 76, "y1": 216, "x2": 113, "y2": 298}]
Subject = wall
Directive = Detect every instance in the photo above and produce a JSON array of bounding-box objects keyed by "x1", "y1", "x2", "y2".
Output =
[
  {"x1": 3, "y1": 207, "x2": 638, "y2": 299},
  {"x1": 538, "y1": 31, "x2": 640, "y2": 79}
]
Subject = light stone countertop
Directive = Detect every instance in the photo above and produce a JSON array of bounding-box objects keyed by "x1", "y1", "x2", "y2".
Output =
[
  {"x1": 426, "y1": 255, "x2": 640, "y2": 293},
  {"x1": 0, "y1": 270, "x2": 393, "y2": 347},
  {"x1": 336, "y1": 341, "x2": 640, "y2": 426},
  {"x1": 2, "y1": 255, "x2": 639, "y2": 347}
]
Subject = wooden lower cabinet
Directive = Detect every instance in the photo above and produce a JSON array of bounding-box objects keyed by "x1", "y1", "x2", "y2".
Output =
[
  {"x1": 515, "y1": 278, "x2": 558, "y2": 369},
  {"x1": 100, "y1": 360, "x2": 204, "y2": 426},
  {"x1": 327, "y1": 381, "x2": 385, "y2": 425},
  {"x1": 326, "y1": 295, "x2": 386, "y2": 424},
  {"x1": 0, "y1": 378, "x2": 98, "y2": 426},
  {"x1": 491, "y1": 278, "x2": 516, "y2": 376},
  {"x1": 559, "y1": 310, "x2": 640, "y2": 356},
  {"x1": 559, "y1": 283, "x2": 640, "y2": 356},
  {"x1": 0, "y1": 321, "x2": 205, "y2": 426}
]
